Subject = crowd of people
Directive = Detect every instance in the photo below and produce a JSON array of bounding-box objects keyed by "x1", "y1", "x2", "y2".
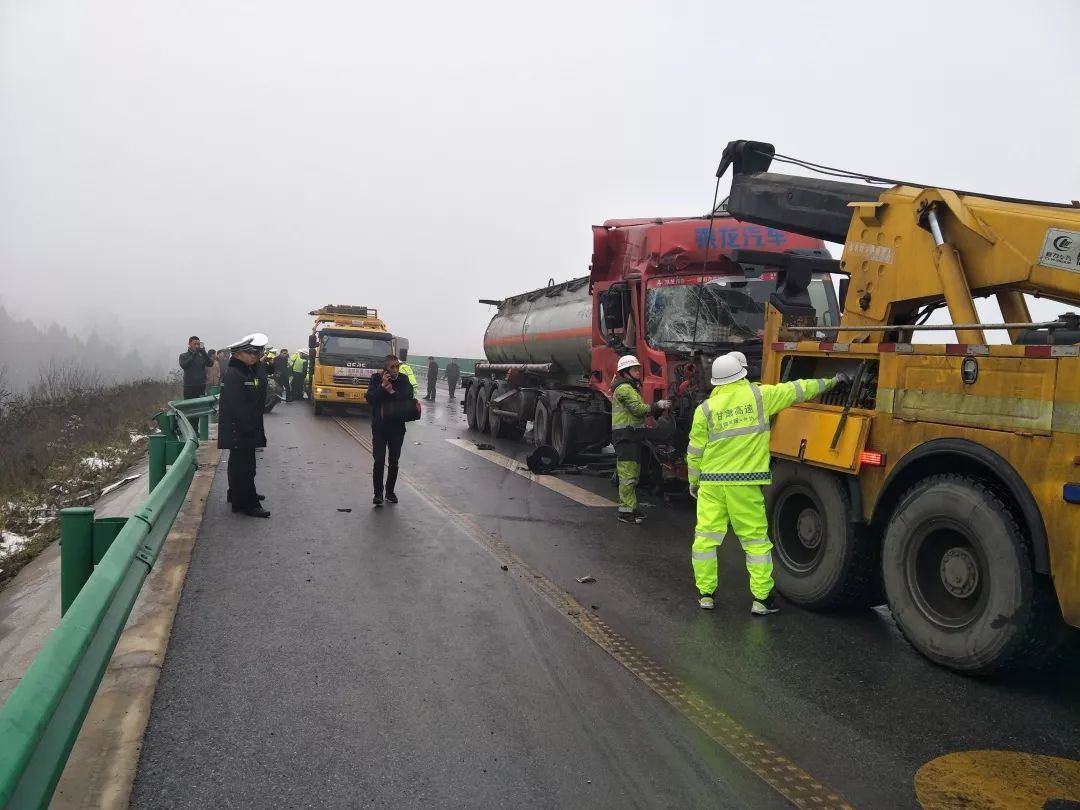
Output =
[{"x1": 188, "y1": 333, "x2": 862, "y2": 614}]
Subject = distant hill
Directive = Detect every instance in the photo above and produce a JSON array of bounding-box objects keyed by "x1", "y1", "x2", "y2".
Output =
[{"x1": 0, "y1": 306, "x2": 168, "y2": 392}]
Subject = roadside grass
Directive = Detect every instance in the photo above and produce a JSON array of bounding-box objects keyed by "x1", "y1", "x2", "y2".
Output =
[{"x1": 0, "y1": 369, "x2": 179, "y2": 585}]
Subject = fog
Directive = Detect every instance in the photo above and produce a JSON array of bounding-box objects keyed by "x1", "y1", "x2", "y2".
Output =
[{"x1": 2, "y1": 0, "x2": 1078, "y2": 370}]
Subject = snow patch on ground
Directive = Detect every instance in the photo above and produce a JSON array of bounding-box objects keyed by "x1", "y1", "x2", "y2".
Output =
[
  {"x1": 81, "y1": 455, "x2": 119, "y2": 471},
  {"x1": 0, "y1": 531, "x2": 34, "y2": 570}
]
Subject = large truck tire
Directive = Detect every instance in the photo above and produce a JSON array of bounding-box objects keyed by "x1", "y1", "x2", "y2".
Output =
[
  {"x1": 475, "y1": 383, "x2": 493, "y2": 435},
  {"x1": 532, "y1": 397, "x2": 552, "y2": 448},
  {"x1": 766, "y1": 462, "x2": 882, "y2": 609},
  {"x1": 488, "y1": 391, "x2": 524, "y2": 440},
  {"x1": 313, "y1": 401, "x2": 325, "y2": 416},
  {"x1": 465, "y1": 382, "x2": 480, "y2": 430},
  {"x1": 551, "y1": 404, "x2": 575, "y2": 462},
  {"x1": 882, "y1": 474, "x2": 1065, "y2": 675}
]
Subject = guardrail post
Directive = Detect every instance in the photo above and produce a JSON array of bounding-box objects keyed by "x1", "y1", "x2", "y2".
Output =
[
  {"x1": 210, "y1": 385, "x2": 221, "y2": 424},
  {"x1": 155, "y1": 412, "x2": 177, "y2": 438},
  {"x1": 198, "y1": 413, "x2": 209, "y2": 441},
  {"x1": 60, "y1": 507, "x2": 95, "y2": 615},
  {"x1": 92, "y1": 517, "x2": 129, "y2": 564},
  {"x1": 165, "y1": 437, "x2": 184, "y2": 466},
  {"x1": 148, "y1": 434, "x2": 167, "y2": 492}
]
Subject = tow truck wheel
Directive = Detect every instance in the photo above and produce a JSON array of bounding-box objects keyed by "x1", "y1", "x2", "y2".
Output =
[
  {"x1": 465, "y1": 382, "x2": 480, "y2": 430},
  {"x1": 532, "y1": 398, "x2": 552, "y2": 447},
  {"x1": 882, "y1": 474, "x2": 1064, "y2": 675},
  {"x1": 766, "y1": 462, "x2": 882, "y2": 609},
  {"x1": 475, "y1": 383, "x2": 492, "y2": 435}
]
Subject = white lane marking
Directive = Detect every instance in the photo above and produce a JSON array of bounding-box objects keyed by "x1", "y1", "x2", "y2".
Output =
[{"x1": 445, "y1": 439, "x2": 616, "y2": 508}]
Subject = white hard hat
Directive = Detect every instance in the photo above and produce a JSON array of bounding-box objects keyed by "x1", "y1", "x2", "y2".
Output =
[
  {"x1": 616, "y1": 355, "x2": 642, "y2": 373},
  {"x1": 711, "y1": 353, "x2": 748, "y2": 385},
  {"x1": 729, "y1": 351, "x2": 747, "y2": 369}
]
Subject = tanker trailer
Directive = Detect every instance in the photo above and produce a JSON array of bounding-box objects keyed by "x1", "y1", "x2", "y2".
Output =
[{"x1": 466, "y1": 277, "x2": 611, "y2": 460}]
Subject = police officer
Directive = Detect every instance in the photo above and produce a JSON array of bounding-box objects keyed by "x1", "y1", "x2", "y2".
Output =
[
  {"x1": 219, "y1": 333, "x2": 271, "y2": 518},
  {"x1": 687, "y1": 353, "x2": 850, "y2": 614},
  {"x1": 611, "y1": 355, "x2": 670, "y2": 524}
]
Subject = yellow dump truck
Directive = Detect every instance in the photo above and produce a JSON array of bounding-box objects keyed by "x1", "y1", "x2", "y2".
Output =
[
  {"x1": 307, "y1": 305, "x2": 396, "y2": 415},
  {"x1": 717, "y1": 140, "x2": 1079, "y2": 674}
]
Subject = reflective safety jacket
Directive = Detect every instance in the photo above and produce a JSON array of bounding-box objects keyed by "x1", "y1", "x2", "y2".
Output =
[
  {"x1": 687, "y1": 377, "x2": 835, "y2": 487},
  {"x1": 398, "y1": 362, "x2": 418, "y2": 396},
  {"x1": 611, "y1": 378, "x2": 662, "y2": 444},
  {"x1": 290, "y1": 353, "x2": 306, "y2": 373}
]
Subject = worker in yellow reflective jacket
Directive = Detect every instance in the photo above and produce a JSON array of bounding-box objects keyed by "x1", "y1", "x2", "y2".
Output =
[
  {"x1": 611, "y1": 355, "x2": 670, "y2": 524},
  {"x1": 687, "y1": 353, "x2": 850, "y2": 615}
]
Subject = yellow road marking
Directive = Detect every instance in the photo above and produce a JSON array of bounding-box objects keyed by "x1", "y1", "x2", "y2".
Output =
[
  {"x1": 445, "y1": 438, "x2": 617, "y2": 508},
  {"x1": 336, "y1": 418, "x2": 853, "y2": 809},
  {"x1": 915, "y1": 751, "x2": 1080, "y2": 809}
]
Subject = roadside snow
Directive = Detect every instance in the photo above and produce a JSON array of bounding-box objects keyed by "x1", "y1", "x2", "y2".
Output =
[
  {"x1": 81, "y1": 456, "x2": 118, "y2": 470},
  {"x1": 0, "y1": 531, "x2": 33, "y2": 556}
]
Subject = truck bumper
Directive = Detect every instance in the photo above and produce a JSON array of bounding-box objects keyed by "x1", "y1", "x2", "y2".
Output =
[{"x1": 312, "y1": 385, "x2": 368, "y2": 404}]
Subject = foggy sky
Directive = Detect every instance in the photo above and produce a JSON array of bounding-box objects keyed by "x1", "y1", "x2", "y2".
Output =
[{"x1": 2, "y1": 0, "x2": 1078, "y2": 365}]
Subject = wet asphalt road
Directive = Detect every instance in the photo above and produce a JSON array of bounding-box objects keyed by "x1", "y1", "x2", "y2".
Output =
[{"x1": 132, "y1": 395, "x2": 1080, "y2": 809}]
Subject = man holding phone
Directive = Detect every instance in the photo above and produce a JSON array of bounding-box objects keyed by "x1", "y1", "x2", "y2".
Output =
[
  {"x1": 365, "y1": 354, "x2": 415, "y2": 506},
  {"x1": 179, "y1": 335, "x2": 215, "y2": 400}
]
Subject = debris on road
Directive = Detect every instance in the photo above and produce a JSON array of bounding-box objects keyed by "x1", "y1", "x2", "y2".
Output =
[
  {"x1": 337, "y1": 508, "x2": 352, "y2": 513},
  {"x1": 474, "y1": 442, "x2": 495, "y2": 450},
  {"x1": 575, "y1": 575, "x2": 596, "y2": 584},
  {"x1": 500, "y1": 565, "x2": 509, "y2": 571}
]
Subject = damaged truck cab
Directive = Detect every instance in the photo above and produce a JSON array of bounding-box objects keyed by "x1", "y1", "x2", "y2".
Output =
[{"x1": 466, "y1": 215, "x2": 840, "y2": 483}]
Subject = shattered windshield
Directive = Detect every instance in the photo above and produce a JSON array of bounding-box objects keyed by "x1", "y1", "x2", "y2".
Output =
[{"x1": 645, "y1": 274, "x2": 834, "y2": 352}]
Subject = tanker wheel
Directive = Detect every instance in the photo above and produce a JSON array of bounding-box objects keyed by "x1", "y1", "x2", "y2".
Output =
[
  {"x1": 487, "y1": 387, "x2": 525, "y2": 440},
  {"x1": 465, "y1": 382, "x2": 480, "y2": 430},
  {"x1": 766, "y1": 461, "x2": 882, "y2": 609},
  {"x1": 532, "y1": 397, "x2": 552, "y2": 447},
  {"x1": 475, "y1": 383, "x2": 492, "y2": 435},
  {"x1": 550, "y1": 404, "x2": 575, "y2": 462},
  {"x1": 882, "y1": 474, "x2": 1065, "y2": 675}
]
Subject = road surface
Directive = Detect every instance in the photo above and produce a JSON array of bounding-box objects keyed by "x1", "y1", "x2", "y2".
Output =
[{"x1": 131, "y1": 395, "x2": 1080, "y2": 809}]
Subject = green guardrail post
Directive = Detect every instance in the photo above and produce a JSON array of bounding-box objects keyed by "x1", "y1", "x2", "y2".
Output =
[
  {"x1": 148, "y1": 434, "x2": 167, "y2": 492},
  {"x1": 210, "y1": 385, "x2": 221, "y2": 424},
  {"x1": 198, "y1": 413, "x2": 209, "y2": 441},
  {"x1": 165, "y1": 438, "x2": 184, "y2": 466},
  {"x1": 59, "y1": 507, "x2": 95, "y2": 615},
  {"x1": 92, "y1": 517, "x2": 129, "y2": 565}
]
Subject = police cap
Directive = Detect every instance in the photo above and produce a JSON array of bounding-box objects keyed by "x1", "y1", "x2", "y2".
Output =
[{"x1": 227, "y1": 333, "x2": 269, "y2": 355}]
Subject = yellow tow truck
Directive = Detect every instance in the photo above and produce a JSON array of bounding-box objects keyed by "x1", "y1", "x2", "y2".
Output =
[
  {"x1": 717, "y1": 140, "x2": 1079, "y2": 674},
  {"x1": 307, "y1": 305, "x2": 396, "y2": 415}
]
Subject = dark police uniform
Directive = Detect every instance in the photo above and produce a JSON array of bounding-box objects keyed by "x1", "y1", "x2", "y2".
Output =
[{"x1": 219, "y1": 341, "x2": 269, "y2": 516}]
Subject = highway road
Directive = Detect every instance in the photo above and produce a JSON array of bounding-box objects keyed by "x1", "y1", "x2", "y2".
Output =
[{"x1": 131, "y1": 394, "x2": 1080, "y2": 809}]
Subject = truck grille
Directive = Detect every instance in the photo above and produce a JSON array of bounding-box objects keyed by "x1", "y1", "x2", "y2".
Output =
[{"x1": 331, "y1": 376, "x2": 367, "y2": 387}]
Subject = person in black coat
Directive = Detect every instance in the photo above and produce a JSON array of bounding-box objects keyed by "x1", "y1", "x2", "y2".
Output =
[
  {"x1": 179, "y1": 336, "x2": 215, "y2": 399},
  {"x1": 218, "y1": 333, "x2": 270, "y2": 518},
  {"x1": 365, "y1": 354, "x2": 415, "y2": 506}
]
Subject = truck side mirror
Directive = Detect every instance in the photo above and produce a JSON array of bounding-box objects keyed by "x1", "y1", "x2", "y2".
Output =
[
  {"x1": 308, "y1": 334, "x2": 317, "y2": 349},
  {"x1": 599, "y1": 289, "x2": 624, "y2": 332}
]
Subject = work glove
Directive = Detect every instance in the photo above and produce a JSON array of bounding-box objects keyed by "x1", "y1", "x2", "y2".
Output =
[
  {"x1": 832, "y1": 371, "x2": 853, "y2": 387},
  {"x1": 657, "y1": 399, "x2": 672, "y2": 410},
  {"x1": 689, "y1": 483, "x2": 698, "y2": 499}
]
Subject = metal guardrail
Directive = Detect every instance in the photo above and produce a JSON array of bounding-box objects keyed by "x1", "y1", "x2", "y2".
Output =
[{"x1": 0, "y1": 392, "x2": 218, "y2": 809}]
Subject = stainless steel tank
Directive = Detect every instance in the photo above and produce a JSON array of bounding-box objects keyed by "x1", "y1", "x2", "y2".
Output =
[{"x1": 482, "y1": 277, "x2": 592, "y2": 383}]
